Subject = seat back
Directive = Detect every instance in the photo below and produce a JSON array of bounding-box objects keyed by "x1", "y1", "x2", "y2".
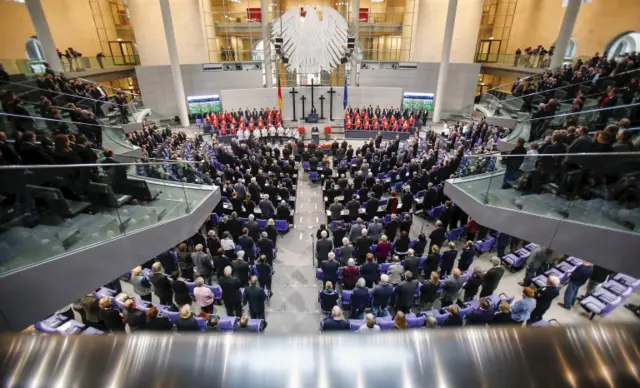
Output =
[
  {"x1": 87, "y1": 182, "x2": 119, "y2": 207},
  {"x1": 26, "y1": 185, "x2": 72, "y2": 217},
  {"x1": 275, "y1": 219, "x2": 288, "y2": 232}
]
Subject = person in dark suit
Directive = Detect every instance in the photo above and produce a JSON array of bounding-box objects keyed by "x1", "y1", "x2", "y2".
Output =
[
  {"x1": 429, "y1": 221, "x2": 447, "y2": 251},
  {"x1": 322, "y1": 306, "x2": 351, "y2": 331},
  {"x1": 246, "y1": 215, "x2": 261, "y2": 242},
  {"x1": 255, "y1": 255, "x2": 273, "y2": 294},
  {"x1": 393, "y1": 271, "x2": 419, "y2": 314},
  {"x1": 403, "y1": 249, "x2": 420, "y2": 279},
  {"x1": 438, "y1": 201, "x2": 453, "y2": 229},
  {"x1": 18, "y1": 131, "x2": 54, "y2": 165},
  {"x1": 384, "y1": 214, "x2": 399, "y2": 242},
  {"x1": 257, "y1": 233, "x2": 275, "y2": 266},
  {"x1": 503, "y1": 137, "x2": 527, "y2": 188},
  {"x1": 316, "y1": 230, "x2": 334, "y2": 267},
  {"x1": 463, "y1": 267, "x2": 484, "y2": 302},
  {"x1": 237, "y1": 228, "x2": 256, "y2": 264},
  {"x1": 244, "y1": 276, "x2": 267, "y2": 321},
  {"x1": 360, "y1": 253, "x2": 380, "y2": 288},
  {"x1": 99, "y1": 297, "x2": 124, "y2": 332},
  {"x1": 0, "y1": 131, "x2": 21, "y2": 164},
  {"x1": 372, "y1": 274, "x2": 394, "y2": 317},
  {"x1": 320, "y1": 281, "x2": 340, "y2": 313},
  {"x1": 231, "y1": 252, "x2": 250, "y2": 286},
  {"x1": 170, "y1": 270, "x2": 192, "y2": 307},
  {"x1": 439, "y1": 242, "x2": 458, "y2": 278},
  {"x1": 148, "y1": 262, "x2": 174, "y2": 306},
  {"x1": 213, "y1": 249, "x2": 232, "y2": 279},
  {"x1": 441, "y1": 304, "x2": 463, "y2": 327},
  {"x1": 491, "y1": 301, "x2": 513, "y2": 325},
  {"x1": 458, "y1": 241, "x2": 476, "y2": 271},
  {"x1": 465, "y1": 298, "x2": 495, "y2": 326},
  {"x1": 74, "y1": 135, "x2": 97, "y2": 163},
  {"x1": 355, "y1": 229, "x2": 373, "y2": 265},
  {"x1": 276, "y1": 200, "x2": 289, "y2": 220},
  {"x1": 480, "y1": 257, "x2": 505, "y2": 297},
  {"x1": 528, "y1": 275, "x2": 560, "y2": 324},
  {"x1": 219, "y1": 266, "x2": 243, "y2": 317},
  {"x1": 350, "y1": 278, "x2": 370, "y2": 319},
  {"x1": 424, "y1": 245, "x2": 441, "y2": 276},
  {"x1": 321, "y1": 252, "x2": 340, "y2": 286},
  {"x1": 145, "y1": 306, "x2": 173, "y2": 331},
  {"x1": 420, "y1": 272, "x2": 440, "y2": 310}
]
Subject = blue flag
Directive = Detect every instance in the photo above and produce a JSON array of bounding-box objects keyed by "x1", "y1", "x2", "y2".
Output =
[{"x1": 343, "y1": 73, "x2": 348, "y2": 110}]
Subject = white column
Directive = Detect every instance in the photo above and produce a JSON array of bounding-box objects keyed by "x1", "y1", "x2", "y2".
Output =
[
  {"x1": 432, "y1": 0, "x2": 457, "y2": 123},
  {"x1": 261, "y1": 0, "x2": 273, "y2": 88},
  {"x1": 550, "y1": 0, "x2": 581, "y2": 69},
  {"x1": 350, "y1": 0, "x2": 360, "y2": 87},
  {"x1": 24, "y1": 0, "x2": 63, "y2": 72},
  {"x1": 159, "y1": 0, "x2": 189, "y2": 127}
]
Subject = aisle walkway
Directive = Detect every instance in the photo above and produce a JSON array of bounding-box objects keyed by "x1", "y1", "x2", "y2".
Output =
[{"x1": 263, "y1": 166, "x2": 324, "y2": 333}]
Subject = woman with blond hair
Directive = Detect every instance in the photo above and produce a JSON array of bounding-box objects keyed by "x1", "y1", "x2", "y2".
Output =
[
  {"x1": 392, "y1": 311, "x2": 408, "y2": 330},
  {"x1": 442, "y1": 304, "x2": 463, "y2": 327},
  {"x1": 130, "y1": 266, "x2": 152, "y2": 302},
  {"x1": 175, "y1": 305, "x2": 200, "y2": 332},
  {"x1": 424, "y1": 245, "x2": 441, "y2": 276}
]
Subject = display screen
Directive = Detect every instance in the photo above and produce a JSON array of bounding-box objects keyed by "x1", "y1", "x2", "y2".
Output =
[
  {"x1": 187, "y1": 95, "x2": 221, "y2": 115},
  {"x1": 402, "y1": 92, "x2": 434, "y2": 111}
]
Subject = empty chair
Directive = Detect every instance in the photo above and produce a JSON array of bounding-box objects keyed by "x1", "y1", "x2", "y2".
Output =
[
  {"x1": 602, "y1": 280, "x2": 633, "y2": 298},
  {"x1": 275, "y1": 219, "x2": 289, "y2": 233},
  {"x1": 524, "y1": 243, "x2": 538, "y2": 251},
  {"x1": 447, "y1": 226, "x2": 465, "y2": 242},
  {"x1": 406, "y1": 314, "x2": 426, "y2": 328},
  {"x1": 309, "y1": 171, "x2": 319, "y2": 183},
  {"x1": 612, "y1": 274, "x2": 639, "y2": 290},
  {"x1": 87, "y1": 182, "x2": 132, "y2": 208},
  {"x1": 26, "y1": 185, "x2": 91, "y2": 217},
  {"x1": 218, "y1": 317, "x2": 238, "y2": 332},
  {"x1": 302, "y1": 162, "x2": 310, "y2": 172}
]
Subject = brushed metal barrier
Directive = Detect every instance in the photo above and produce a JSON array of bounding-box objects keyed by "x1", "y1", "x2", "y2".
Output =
[{"x1": 1, "y1": 324, "x2": 639, "y2": 387}]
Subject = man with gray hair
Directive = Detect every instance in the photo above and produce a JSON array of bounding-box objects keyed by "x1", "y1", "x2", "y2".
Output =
[
  {"x1": 368, "y1": 216, "x2": 383, "y2": 241},
  {"x1": 518, "y1": 245, "x2": 551, "y2": 287},
  {"x1": 232, "y1": 250, "x2": 250, "y2": 286},
  {"x1": 244, "y1": 275, "x2": 267, "y2": 322},
  {"x1": 356, "y1": 313, "x2": 380, "y2": 332},
  {"x1": 429, "y1": 220, "x2": 447, "y2": 251},
  {"x1": 480, "y1": 257, "x2": 505, "y2": 297},
  {"x1": 528, "y1": 274, "x2": 561, "y2": 324},
  {"x1": 316, "y1": 230, "x2": 334, "y2": 267},
  {"x1": 372, "y1": 274, "x2": 394, "y2": 317},
  {"x1": 321, "y1": 252, "x2": 340, "y2": 286},
  {"x1": 246, "y1": 214, "x2": 261, "y2": 242},
  {"x1": 259, "y1": 194, "x2": 276, "y2": 219},
  {"x1": 424, "y1": 314, "x2": 438, "y2": 329},
  {"x1": 191, "y1": 243, "x2": 213, "y2": 285},
  {"x1": 349, "y1": 218, "x2": 364, "y2": 242},
  {"x1": 219, "y1": 266, "x2": 243, "y2": 317},
  {"x1": 339, "y1": 237, "x2": 353, "y2": 265},
  {"x1": 355, "y1": 228, "x2": 373, "y2": 265},
  {"x1": 234, "y1": 178, "x2": 247, "y2": 199},
  {"x1": 149, "y1": 262, "x2": 173, "y2": 305},
  {"x1": 329, "y1": 197, "x2": 344, "y2": 221}
]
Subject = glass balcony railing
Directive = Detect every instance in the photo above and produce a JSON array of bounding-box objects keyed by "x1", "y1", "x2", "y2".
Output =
[
  {"x1": 503, "y1": 101, "x2": 640, "y2": 144},
  {"x1": 0, "y1": 113, "x2": 137, "y2": 156},
  {"x1": 448, "y1": 151, "x2": 640, "y2": 234},
  {"x1": 0, "y1": 160, "x2": 216, "y2": 276},
  {"x1": 0, "y1": 55, "x2": 140, "y2": 77},
  {"x1": 481, "y1": 68, "x2": 640, "y2": 119}
]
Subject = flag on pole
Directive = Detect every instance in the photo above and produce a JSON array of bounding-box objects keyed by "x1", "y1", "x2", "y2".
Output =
[
  {"x1": 277, "y1": 79, "x2": 284, "y2": 114},
  {"x1": 343, "y1": 72, "x2": 348, "y2": 110}
]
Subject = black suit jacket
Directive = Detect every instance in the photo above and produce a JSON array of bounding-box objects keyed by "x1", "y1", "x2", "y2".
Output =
[
  {"x1": 238, "y1": 235, "x2": 255, "y2": 256},
  {"x1": 219, "y1": 275, "x2": 242, "y2": 305},
  {"x1": 243, "y1": 285, "x2": 266, "y2": 313},
  {"x1": 20, "y1": 142, "x2": 54, "y2": 165},
  {"x1": 321, "y1": 260, "x2": 340, "y2": 282},
  {"x1": 231, "y1": 259, "x2": 250, "y2": 285},
  {"x1": 482, "y1": 266, "x2": 505, "y2": 293}
]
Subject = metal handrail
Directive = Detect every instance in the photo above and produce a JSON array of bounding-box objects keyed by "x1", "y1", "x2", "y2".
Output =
[
  {"x1": 0, "y1": 112, "x2": 124, "y2": 130},
  {"x1": 518, "y1": 101, "x2": 640, "y2": 123},
  {"x1": 0, "y1": 79, "x2": 128, "y2": 107}
]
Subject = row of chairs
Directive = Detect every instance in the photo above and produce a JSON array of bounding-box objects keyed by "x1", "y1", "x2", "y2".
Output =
[
  {"x1": 210, "y1": 212, "x2": 290, "y2": 234},
  {"x1": 580, "y1": 273, "x2": 640, "y2": 320},
  {"x1": 94, "y1": 287, "x2": 265, "y2": 332},
  {"x1": 501, "y1": 243, "x2": 539, "y2": 271}
]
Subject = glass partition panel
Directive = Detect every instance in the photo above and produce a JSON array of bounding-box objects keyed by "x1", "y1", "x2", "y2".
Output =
[
  {"x1": 448, "y1": 151, "x2": 640, "y2": 234},
  {"x1": 0, "y1": 160, "x2": 215, "y2": 276}
]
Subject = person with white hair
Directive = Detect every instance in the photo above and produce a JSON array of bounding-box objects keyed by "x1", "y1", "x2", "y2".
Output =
[
  {"x1": 357, "y1": 313, "x2": 381, "y2": 332},
  {"x1": 339, "y1": 237, "x2": 354, "y2": 265},
  {"x1": 329, "y1": 197, "x2": 344, "y2": 221},
  {"x1": 321, "y1": 251, "x2": 340, "y2": 286},
  {"x1": 393, "y1": 271, "x2": 419, "y2": 314},
  {"x1": 259, "y1": 193, "x2": 276, "y2": 219},
  {"x1": 528, "y1": 274, "x2": 560, "y2": 324},
  {"x1": 218, "y1": 265, "x2": 243, "y2": 317},
  {"x1": 244, "y1": 276, "x2": 267, "y2": 321},
  {"x1": 316, "y1": 229, "x2": 334, "y2": 267},
  {"x1": 342, "y1": 258, "x2": 359, "y2": 290},
  {"x1": 233, "y1": 178, "x2": 247, "y2": 199},
  {"x1": 372, "y1": 274, "x2": 394, "y2": 317},
  {"x1": 148, "y1": 262, "x2": 173, "y2": 305},
  {"x1": 191, "y1": 243, "x2": 214, "y2": 285},
  {"x1": 232, "y1": 250, "x2": 251, "y2": 286},
  {"x1": 368, "y1": 216, "x2": 383, "y2": 241},
  {"x1": 355, "y1": 228, "x2": 373, "y2": 265},
  {"x1": 322, "y1": 306, "x2": 350, "y2": 331},
  {"x1": 424, "y1": 314, "x2": 438, "y2": 329}
]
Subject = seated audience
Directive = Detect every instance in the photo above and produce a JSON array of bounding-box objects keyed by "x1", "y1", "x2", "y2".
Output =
[
  {"x1": 323, "y1": 306, "x2": 350, "y2": 331},
  {"x1": 194, "y1": 277, "x2": 215, "y2": 314},
  {"x1": 392, "y1": 311, "x2": 409, "y2": 330},
  {"x1": 511, "y1": 287, "x2": 537, "y2": 324},
  {"x1": 175, "y1": 305, "x2": 200, "y2": 332},
  {"x1": 145, "y1": 306, "x2": 173, "y2": 331},
  {"x1": 357, "y1": 313, "x2": 381, "y2": 332},
  {"x1": 442, "y1": 305, "x2": 463, "y2": 327}
]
